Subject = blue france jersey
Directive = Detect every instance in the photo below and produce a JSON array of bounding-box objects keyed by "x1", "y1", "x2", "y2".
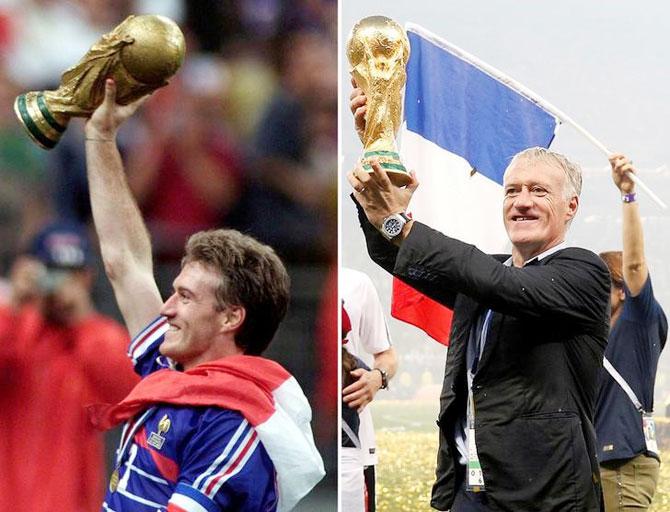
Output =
[{"x1": 102, "y1": 317, "x2": 278, "y2": 512}]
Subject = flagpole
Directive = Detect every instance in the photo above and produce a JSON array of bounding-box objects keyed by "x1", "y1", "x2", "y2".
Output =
[
  {"x1": 406, "y1": 24, "x2": 667, "y2": 210},
  {"x1": 557, "y1": 121, "x2": 666, "y2": 209}
]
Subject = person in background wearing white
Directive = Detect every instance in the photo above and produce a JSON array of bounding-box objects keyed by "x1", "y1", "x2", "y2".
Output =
[{"x1": 342, "y1": 267, "x2": 398, "y2": 512}]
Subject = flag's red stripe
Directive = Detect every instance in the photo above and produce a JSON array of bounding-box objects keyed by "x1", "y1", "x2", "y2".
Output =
[{"x1": 391, "y1": 278, "x2": 452, "y2": 345}]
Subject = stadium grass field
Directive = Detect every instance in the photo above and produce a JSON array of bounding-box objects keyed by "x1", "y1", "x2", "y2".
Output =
[{"x1": 371, "y1": 400, "x2": 670, "y2": 512}]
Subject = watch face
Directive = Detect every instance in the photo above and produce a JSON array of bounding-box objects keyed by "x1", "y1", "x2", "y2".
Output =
[{"x1": 384, "y1": 218, "x2": 402, "y2": 237}]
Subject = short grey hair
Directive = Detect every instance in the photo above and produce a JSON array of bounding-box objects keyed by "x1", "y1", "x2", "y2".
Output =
[{"x1": 506, "y1": 147, "x2": 582, "y2": 200}]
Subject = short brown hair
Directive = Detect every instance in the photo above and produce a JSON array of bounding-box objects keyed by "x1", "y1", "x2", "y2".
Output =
[
  {"x1": 182, "y1": 229, "x2": 290, "y2": 355},
  {"x1": 599, "y1": 251, "x2": 624, "y2": 289}
]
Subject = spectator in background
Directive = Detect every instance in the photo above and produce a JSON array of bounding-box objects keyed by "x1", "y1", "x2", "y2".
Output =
[
  {"x1": 245, "y1": 29, "x2": 337, "y2": 262},
  {"x1": 0, "y1": 221, "x2": 139, "y2": 512},
  {"x1": 342, "y1": 267, "x2": 398, "y2": 512},
  {"x1": 125, "y1": 55, "x2": 244, "y2": 295},
  {"x1": 2, "y1": 0, "x2": 130, "y2": 89},
  {"x1": 0, "y1": 63, "x2": 50, "y2": 272},
  {"x1": 596, "y1": 154, "x2": 668, "y2": 512},
  {"x1": 341, "y1": 343, "x2": 370, "y2": 512}
]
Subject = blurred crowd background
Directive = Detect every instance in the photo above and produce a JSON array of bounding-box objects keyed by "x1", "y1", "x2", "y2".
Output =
[{"x1": 0, "y1": 0, "x2": 337, "y2": 508}]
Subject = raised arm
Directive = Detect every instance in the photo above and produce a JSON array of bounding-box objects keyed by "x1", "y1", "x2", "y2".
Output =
[
  {"x1": 85, "y1": 79, "x2": 163, "y2": 335},
  {"x1": 609, "y1": 153, "x2": 648, "y2": 296}
]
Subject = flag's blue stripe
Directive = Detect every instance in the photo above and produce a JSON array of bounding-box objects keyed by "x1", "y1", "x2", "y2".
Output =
[{"x1": 404, "y1": 31, "x2": 558, "y2": 185}]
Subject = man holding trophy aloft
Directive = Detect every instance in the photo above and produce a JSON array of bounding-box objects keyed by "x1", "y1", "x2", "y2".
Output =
[
  {"x1": 12, "y1": 12, "x2": 325, "y2": 512},
  {"x1": 347, "y1": 14, "x2": 609, "y2": 512}
]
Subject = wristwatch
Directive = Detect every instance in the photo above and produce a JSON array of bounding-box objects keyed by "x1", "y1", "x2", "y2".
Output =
[
  {"x1": 380, "y1": 212, "x2": 410, "y2": 240},
  {"x1": 373, "y1": 367, "x2": 389, "y2": 390}
]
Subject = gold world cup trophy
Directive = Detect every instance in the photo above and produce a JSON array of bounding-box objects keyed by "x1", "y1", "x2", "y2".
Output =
[
  {"x1": 347, "y1": 16, "x2": 411, "y2": 186},
  {"x1": 14, "y1": 14, "x2": 186, "y2": 150}
]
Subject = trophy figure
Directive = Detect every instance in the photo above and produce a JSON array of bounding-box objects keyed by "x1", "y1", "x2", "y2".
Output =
[
  {"x1": 14, "y1": 14, "x2": 185, "y2": 150},
  {"x1": 346, "y1": 16, "x2": 411, "y2": 186}
]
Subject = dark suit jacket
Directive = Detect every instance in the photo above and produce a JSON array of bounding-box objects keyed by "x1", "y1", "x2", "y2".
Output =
[{"x1": 356, "y1": 203, "x2": 610, "y2": 512}]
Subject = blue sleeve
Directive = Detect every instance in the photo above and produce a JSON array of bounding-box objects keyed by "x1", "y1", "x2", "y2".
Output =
[
  {"x1": 168, "y1": 409, "x2": 277, "y2": 512},
  {"x1": 622, "y1": 275, "x2": 662, "y2": 324},
  {"x1": 127, "y1": 316, "x2": 174, "y2": 377}
]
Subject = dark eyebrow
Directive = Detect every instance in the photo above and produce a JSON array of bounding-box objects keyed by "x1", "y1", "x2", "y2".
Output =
[{"x1": 175, "y1": 285, "x2": 195, "y2": 298}]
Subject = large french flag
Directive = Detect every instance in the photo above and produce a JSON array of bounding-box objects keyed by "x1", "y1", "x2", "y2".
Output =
[{"x1": 392, "y1": 24, "x2": 560, "y2": 345}]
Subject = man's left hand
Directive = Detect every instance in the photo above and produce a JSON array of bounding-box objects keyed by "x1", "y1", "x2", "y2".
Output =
[
  {"x1": 347, "y1": 158, "x2": 418, "y2": 230},
  {"x1": 343, "y1": 368, "x2": 383, "y2": 412}
]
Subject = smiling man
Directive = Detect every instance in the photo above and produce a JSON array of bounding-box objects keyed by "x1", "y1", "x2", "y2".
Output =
[
  {"x1": 348, "y1": 106, "x2": 610, "y2": 511},
  {"x1": 83, "y1": 80, "x2": 324, "y2": 512},
  {"x1": 502, "y1": 149, "x2": 580, "y2": 267}
]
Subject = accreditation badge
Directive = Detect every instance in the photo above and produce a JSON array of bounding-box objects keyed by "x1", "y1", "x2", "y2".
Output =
[
  {"x1": 643, "y1": 412, "x2": 659, "y2": 455},
  {"x1": 466, "y1": 390, "x2": 485, "y2": 491}
]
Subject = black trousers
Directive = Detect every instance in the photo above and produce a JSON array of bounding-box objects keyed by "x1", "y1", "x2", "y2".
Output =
[
  {"x1": 364, "y1": 465, "x2": 376, "y2": 512},
  {"x1": 451, "y1": 476, "x2": 494, "y2": 511}
]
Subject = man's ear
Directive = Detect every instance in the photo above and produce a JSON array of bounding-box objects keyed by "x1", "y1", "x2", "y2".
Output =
[
  {"x1": 220, "y1": 305, "x2": 246, "y2": 334},
  {"x1": 566, "y1": 195, "x2": 579, "y2": 222}
]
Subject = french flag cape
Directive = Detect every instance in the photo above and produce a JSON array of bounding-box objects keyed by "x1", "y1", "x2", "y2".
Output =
[
  {"x1": 88, "y1": 355, "x2": 325, "y2": 512},
  {"x1": 393, "y1": 23, "x2": 560, "y2": 344}
]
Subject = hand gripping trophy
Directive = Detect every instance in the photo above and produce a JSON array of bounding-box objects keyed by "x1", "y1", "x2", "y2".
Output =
[
  {"x1": 14, "y1": 14, "x2": 185, "y2": 150},
  {"x1": 347, "y1": 16, "x2": 411, "y2": 186}
]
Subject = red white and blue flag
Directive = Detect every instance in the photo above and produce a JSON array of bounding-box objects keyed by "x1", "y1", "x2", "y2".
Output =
[{"x1": 393, "y1": 23, "x2": 560, "y2": 345}]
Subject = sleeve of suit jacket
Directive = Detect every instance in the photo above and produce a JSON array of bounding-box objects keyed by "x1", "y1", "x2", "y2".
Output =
[
  {"x1": 354, "y1": 196, "x2": 461, "y2": 309},
  {"x1": 354, "y1": 197, "x2": 610, "y2": 326}
]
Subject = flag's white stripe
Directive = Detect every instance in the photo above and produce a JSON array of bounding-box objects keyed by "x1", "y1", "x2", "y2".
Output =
[
  {"x1": 117, "y1": 487, "x2": 164, "y2": 508},
  {"x1": 201, "y1": 429, "x2": 257, "y2": 498},
  {"x1": 272, "y1": 377, "x2": 312, "y2": 423},
  {"x1": 193, "y1": 419, "x2": 250, "y2": 490},
  {"x1": 131, "y1": 322, "x2": 169, "y2": 362},
  {"x1": 402, "y1": 130, "x2": 510, "y2": 253},
  {"x1": 169, "y1": 493, "x2": 210, "y2": 512},
  {"x1": 128, "y1": 316, "x2": 167, "y2": 354},
  {"x1": 124, "y1": 459, "x2": 170, "y2": 485},
  {"x1": 209, "y1": 435, "x2": 260, "y2": 497},
  {"x1": 256, "y1": 406, "x2": 325, "y2": 511}
]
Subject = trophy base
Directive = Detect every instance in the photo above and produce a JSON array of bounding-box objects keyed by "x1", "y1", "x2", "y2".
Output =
[
  {"x1": 14, "y1": 92, "x2": 68, "y2": 150},
  {"x1": 362, "y1": 151, "x2": 411, "y2": 187}
]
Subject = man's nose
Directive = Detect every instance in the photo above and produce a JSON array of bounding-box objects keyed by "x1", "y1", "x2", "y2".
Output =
[
  {"x1": 160, "y1": 294, "x2": 177, "y2": 317},
  {"x1": 514, "y1": 187, "x2": 533, "y2": 208}
]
